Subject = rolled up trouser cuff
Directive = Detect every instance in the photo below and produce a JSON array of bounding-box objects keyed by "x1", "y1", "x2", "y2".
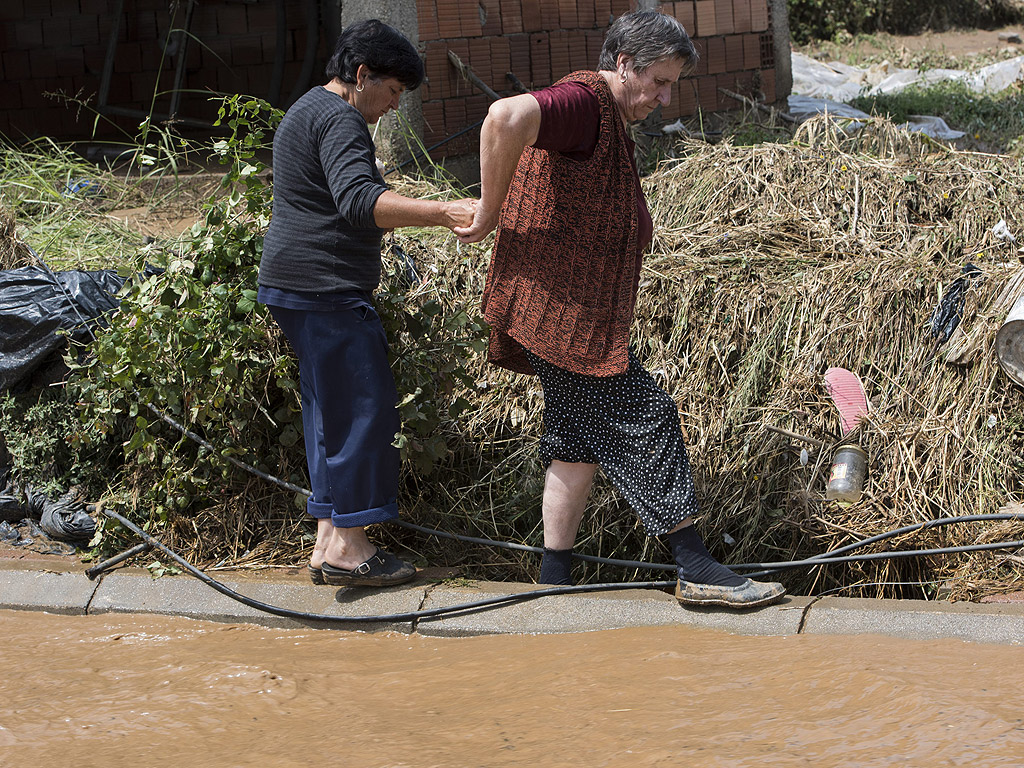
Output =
[
  {"x1": 331, "y1": 501, "x2": 399, "y2": 529},
  {"x1": 306, "y1": 499, "x2": 334, "y2": 519}
]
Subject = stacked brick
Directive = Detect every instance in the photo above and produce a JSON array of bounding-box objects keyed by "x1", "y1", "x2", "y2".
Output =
[
  {"x1": 1, "y1": 0, "x2": 779, "y2": 152},
  {"x1": 418, "y1": 0, "x2": 637, "y2": 155},
  {"x1": 0, "y1": 0, "x2": 324, "y2": 142},
  {"x1": 657, "y1": 0, "x2": 774, "y2": 120},
  {"x1": 418, "y1": 0, "x2": 775, "y2": 156}
]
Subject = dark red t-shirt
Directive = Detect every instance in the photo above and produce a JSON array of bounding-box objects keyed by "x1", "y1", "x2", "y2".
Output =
[{"x1": 531, "y1": 81, "x2": 653, "y2": 253}]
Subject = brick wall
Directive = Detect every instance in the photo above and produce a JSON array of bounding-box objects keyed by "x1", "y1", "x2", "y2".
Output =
[
  {"x1": 1, "y1": 0, "x2": 779, "y2": 150},
  {"x1": 417, "y1": 0, "x2": 775, "y2": 156},
  {"x1": 0, "y1": 0, "x2": 327, "y2": 143}
]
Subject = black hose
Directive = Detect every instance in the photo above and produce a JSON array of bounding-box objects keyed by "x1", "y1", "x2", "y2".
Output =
[{"x1": 98, "y1": 506, "x2": 675, "y2": 624}]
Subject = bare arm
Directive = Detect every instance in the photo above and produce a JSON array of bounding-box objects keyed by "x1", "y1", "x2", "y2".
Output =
[
  {"x1": 373, "y1": 191, "x2": 476, "y2": 231},
  {"x1": 454, "y1": 93, "x2": 542, "y2": 243}
]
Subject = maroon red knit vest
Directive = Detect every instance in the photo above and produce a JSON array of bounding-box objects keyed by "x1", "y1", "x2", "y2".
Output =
[{"x1": 480, "y1": 70, "x2": 640, "y2": 377}]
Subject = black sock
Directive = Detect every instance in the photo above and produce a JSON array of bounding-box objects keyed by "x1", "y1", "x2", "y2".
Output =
[
  {"x1": 667, "y1": 525, "x2": 745, "y2": 587},
  {"x1": 539, "y1": 548, "x2": 574, "y2": 585}
]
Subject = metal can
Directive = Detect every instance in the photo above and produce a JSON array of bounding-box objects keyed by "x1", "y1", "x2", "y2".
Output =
[{"x1": 826, "y1": 444, "x2": 868, "y2": 503}]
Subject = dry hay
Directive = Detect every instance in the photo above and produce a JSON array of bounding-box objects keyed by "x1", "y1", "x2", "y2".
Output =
[
  {"x1": 387, "y1": 117, "x2": 1024, "y2": 599},
  {"x1": 0, "y1": 206, "x2": 35, "y2": 269}
]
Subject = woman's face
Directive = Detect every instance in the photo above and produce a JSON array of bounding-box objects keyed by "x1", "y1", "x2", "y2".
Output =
[
  {"x1": 614, "y1": 54, "x2": 686, "y2": 123},
  {"x1": 353, "y1": 67, "x2": 406, "y2": 124}
]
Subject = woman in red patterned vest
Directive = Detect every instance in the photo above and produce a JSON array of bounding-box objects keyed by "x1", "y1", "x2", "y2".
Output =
[{"x1": 456, "y1": 10, "x2": 785, "y2": 608}]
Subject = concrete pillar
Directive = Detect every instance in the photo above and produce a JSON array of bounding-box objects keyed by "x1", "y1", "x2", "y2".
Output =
[
  {"x1": 340, "y1": 0, "x2": 424, "y2": 169},
  {"x1": 770, "y1": 0, "x2": 793, "y2": 103}
]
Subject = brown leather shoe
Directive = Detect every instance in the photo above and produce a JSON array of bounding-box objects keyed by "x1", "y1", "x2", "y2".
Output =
[{"x1": 675, "y1": 577, "x2": 786, "y2": 608}]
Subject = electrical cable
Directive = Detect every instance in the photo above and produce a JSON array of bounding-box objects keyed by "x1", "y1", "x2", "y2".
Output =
[{"x1": 33, "y1": 219, "x2": 1023, "y2": 622}]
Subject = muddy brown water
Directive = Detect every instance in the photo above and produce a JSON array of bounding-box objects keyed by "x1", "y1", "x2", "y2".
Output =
[{"x1": 2, "y1": 610, "x2": 1022, "y2": 767}]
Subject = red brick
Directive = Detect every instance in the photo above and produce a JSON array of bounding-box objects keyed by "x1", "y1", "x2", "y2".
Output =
[
  {"x1": 693, "y1": 0, "x2": 715, "y2": 36},
  {"x1": 610, "y1": 0, "x2": 631, "y2": 17},
  {"x1": 480, "y1": 0, "x2": 501, "y2": 35},
  {"x1": 705, "y1": 36, "x2": 725, "y2": 74},
  {"x1": 2, "y1": 49, "x2": 31, "y2": 80},
  {"x1": 762, "y1": 67, "x2": 775, "y2": 102},
  {"x1": 53, "y1": 47, "x2": 85, "y2": 78},
  {"x1": 595, "y1": 0, "x2": 612, "y2": 26},
  {"x1": 713, "y1": 0, "x2": 732, "y2": 34},
  {"x1": 759, "y1": 31, "x2": 774, "y2": 68},
  {"x1": 743, "y1": 32, "x2": 760, "y2": 69},
  {"x1": 3, "y1": 0, "x2": 26, "y2": 20},
  {"x1": 540, "y1": 0, "x2": 559, "y2": 28},
  {"x1": 521, "y1": 0, "x2": 543, "y2": 32},
  {"x1": 750, "y1": 0, "x2": 769, "y2": 31},
  {"x1": 11, "y1": 19, "x2": 44, "y2": 48},
  {"x1": 444, "y1": 95, "x2": 467, "y2": 131},
  {"x1": 499, "y1": 0, "x2": 523, "y2": 34},
  {"x1": 732, "y1": 0, "x2": 752, "y2": 33},
  {"x1": 468, "y1": 36, "x2": 491, "y2": 81},
  {"x1": 662, "y1": 81, "x2": 681, "y2": 120},
  {"x1": 568, "y1": 31, "x2": 589, "y2": 71},
  {"x1": 29, "y1": 47, "x2": 58, "y2": 79},
  {"x1": 231, "y1": 34, "x2": 263, "y2": 66},
  {"x1": 460, "y1": 0, "x2": 483, "y2": 36},
  {"x1": 80, "y1": 0, "x2": 110, "y2": 13},
  {"x1": 724, "y1": 34, "x2": 742, "y2": 69},
  {"x1": 0, "y1": 80, "x2": 23, "y2": 110},
  {"x1": 690, "y1": 37, "x2": 707, "y2": 75},
  {"x1": 578, "y1": 0, "x2": 595, "y2": 27},
  {"x1": 530, "y1": 32, "x2": 550, "y2": 86},
  {"x1": 418, "y1": 0, "x2": 440, "y2": 41},
  {"x1": 467, "y1": 92, "x2": 489, "y2": 121},
  {"x1": 558, "y1": 0, "x2": 579, "y2": 27},
  {"x1": 678, "y1": 78, "x2": 698, "y2": 116},
  {"x1": 586, "y1": 30, "x2": 603, "y2": 68},
  {"x1": 675, "y1": 2, "x2": 695, "y2": 33},
  {"x1": 216, "y1": 4, "x2": 248, "y2": 35},
  {"x1": 490, "y1": 36, "x2": 511, "y2": 88},
  {"x1": 696, "y1": 75, "x2": 717, "y2": 111},
  {"x1": 447, "y1": 38, "x2": 472, "y2": 96},
  {"x1": 69, "y1": 14, "x2": 102, "y2": 46},
  {"x1": 508, "y1": 33, "x2": 531, "y2": 84},
  {"x1": 436, "y1": 3, "x2": 462, "y2": 39},
  {"x1": 22, "y1": 0, "x2": 51, "y2": 19}
]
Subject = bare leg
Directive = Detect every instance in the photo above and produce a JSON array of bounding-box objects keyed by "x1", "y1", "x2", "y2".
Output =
[{"x1": 542, "y1": 460, "x2": 598, "y2": 549}]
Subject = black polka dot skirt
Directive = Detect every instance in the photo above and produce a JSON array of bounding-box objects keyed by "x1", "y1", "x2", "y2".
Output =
[{"x1": 524, "y1": 348, "x2": 699, "y2": 536}]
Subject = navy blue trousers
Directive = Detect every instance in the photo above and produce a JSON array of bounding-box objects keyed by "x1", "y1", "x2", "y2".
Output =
[{"x1": 269, "y1": 300, "x2": 400, "y2": 528}]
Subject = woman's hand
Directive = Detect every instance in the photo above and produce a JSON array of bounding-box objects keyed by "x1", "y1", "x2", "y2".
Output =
[
  {"x1": 454, "y1": 205, "x2": 500, "y2": 243},
  {"x1": 442, "y1": 198, "x2": 478, "y2": 231}
]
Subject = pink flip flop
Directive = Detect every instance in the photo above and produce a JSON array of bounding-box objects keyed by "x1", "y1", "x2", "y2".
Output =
[{"x1": 824, "y1": 367, "x2": 870, "y2": 435}]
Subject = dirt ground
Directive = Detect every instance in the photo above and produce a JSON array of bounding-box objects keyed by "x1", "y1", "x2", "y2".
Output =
[{"x1": 796, "y1": 23, "x2": 1024, "y2": 65}]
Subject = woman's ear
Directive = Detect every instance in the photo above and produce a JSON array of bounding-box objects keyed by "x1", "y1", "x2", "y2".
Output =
[{"x1": 616, "y1": 53, "x2": 633, "y2": 81}]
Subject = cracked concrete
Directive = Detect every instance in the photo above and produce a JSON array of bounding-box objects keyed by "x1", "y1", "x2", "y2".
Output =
[{"x1": 2, "y1": 556, "x2": 1022, "y2": 643}]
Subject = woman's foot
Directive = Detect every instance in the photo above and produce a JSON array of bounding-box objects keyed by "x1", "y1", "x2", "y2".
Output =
[
  {"x1": 308, "y1": 518, "x2": 334, "y2": 584},
  {"x1": 320, "y1": 548, "x2": 416, "y2": 587}
]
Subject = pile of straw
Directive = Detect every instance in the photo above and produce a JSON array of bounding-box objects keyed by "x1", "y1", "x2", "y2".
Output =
[{"x1": 389, "y1": 116, "x2": 1024, "y2": 599}]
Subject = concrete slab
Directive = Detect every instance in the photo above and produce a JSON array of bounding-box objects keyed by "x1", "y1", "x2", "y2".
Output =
[
  {"x1": 415, "y1": 581, "x2": 807, "y2": 637},
  {"x1": 0, "y1": 569, "x2": 97, "y2": 615},
  {"x1": 89, "y1": 568, "x2": 426, "y2": 634},
  {"x1": 801, "y1": 596, "x2": 1024, "y2": 645}
]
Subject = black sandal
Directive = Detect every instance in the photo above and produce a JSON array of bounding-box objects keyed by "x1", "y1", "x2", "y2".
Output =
[
  {"x1": 320, "y1": 549, "x2": 416, "y2": 587},
  {"x1": 308, "y1": 563, "x2": 326, "y2": 585}
]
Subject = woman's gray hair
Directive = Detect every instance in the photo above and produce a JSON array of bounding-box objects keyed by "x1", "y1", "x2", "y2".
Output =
[{"x1": 597, "y1": 10, "x2": 698, "y2": 73}]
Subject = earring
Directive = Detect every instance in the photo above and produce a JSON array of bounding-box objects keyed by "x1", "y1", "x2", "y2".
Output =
[{"x1": 356, "y1": 83, "x2": 364, "y2": 92}]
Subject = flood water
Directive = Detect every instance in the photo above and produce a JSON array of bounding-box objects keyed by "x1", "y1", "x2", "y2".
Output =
[{"x1": 1, "y1": 609, "x2": 1022, "y2": 767}]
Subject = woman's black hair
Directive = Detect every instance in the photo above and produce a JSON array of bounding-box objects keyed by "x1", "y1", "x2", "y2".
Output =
[{"x1": 325, "y1": 19, "x2": 425, "y2": 90}]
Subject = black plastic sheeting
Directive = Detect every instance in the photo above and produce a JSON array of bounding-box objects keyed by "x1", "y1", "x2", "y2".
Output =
[{"x1": 0, "y1": 265, "x2": 126, "y2": 392}]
